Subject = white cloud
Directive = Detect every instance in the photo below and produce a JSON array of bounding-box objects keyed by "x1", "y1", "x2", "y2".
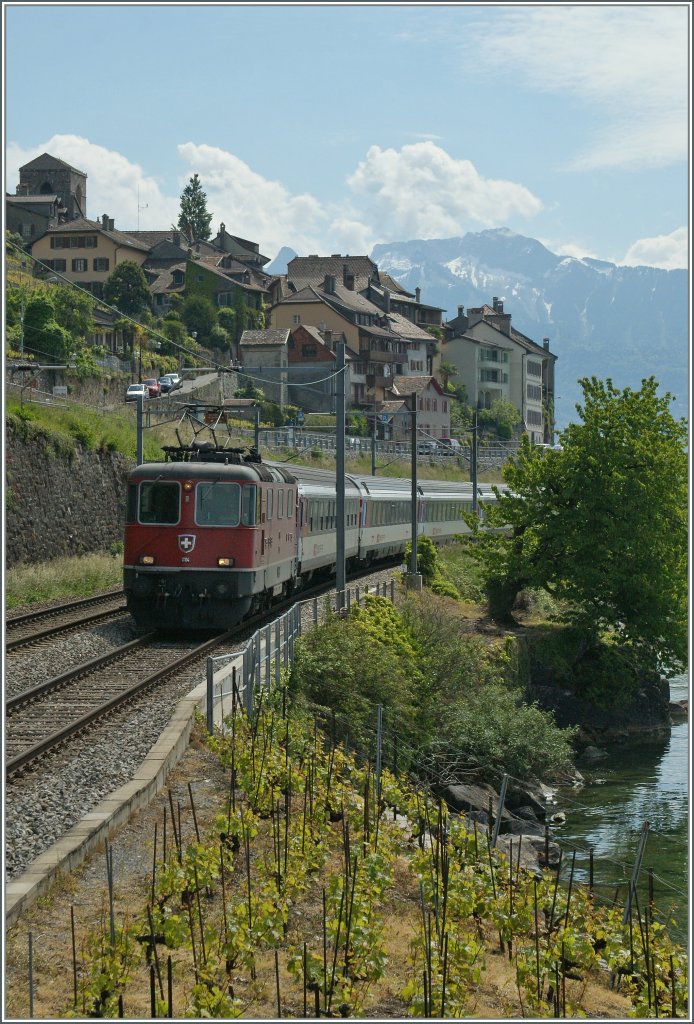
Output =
[
  {"x1": 543, "y1": 240, "x2": 602, "y2": 262},
  {"x1": 346, "y1": 142, "x2": 543, "y2": 240},
  {"x1": 6, "y1": 135, "x2": 176, "y2": 229},
  {"x1": 5, "y1": 136, "x2": 332, "y2": 256},
  {"x1": 176, "y1": 142, "x2": 328, "y2": 255},
  {"x1": 407, "y1": 132, "x2": 445, "y2": 142},
  {"x1": 621, "y1": 228, "x2": 688, "y2": 270},
  {"x1": 463, "y1": 6, "x2": 687, "y2": 170},
  {"x1": 6, "y1": 136, "x2": 545, "y2": 257}
]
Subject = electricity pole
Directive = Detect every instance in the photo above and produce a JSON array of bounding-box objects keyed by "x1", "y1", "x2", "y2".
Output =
[
  {"x1": 471, "y1": 409, "x2": 479, "y2": 514},
  {"x1": 335, "y1": 341, "x2": 346, "y2": 608},
  {"x1": 406, "y1": 392, "x2": 422, "y2": 590}
]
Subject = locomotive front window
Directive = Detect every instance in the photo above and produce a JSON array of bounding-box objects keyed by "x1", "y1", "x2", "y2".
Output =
[
  {"x1": 139, "y1": 481, "x2": 180, "y2": 524},
  {"x1": 195, "y1": 482, "x2": 241, "y2": 526}
]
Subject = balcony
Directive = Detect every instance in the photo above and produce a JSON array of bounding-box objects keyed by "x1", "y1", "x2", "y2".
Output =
[{"x1": 359, "y1": 348, "x2": 407, "y2": 364}]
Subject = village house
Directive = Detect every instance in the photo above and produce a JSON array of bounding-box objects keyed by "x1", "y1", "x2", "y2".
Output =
[
  {"x1": 443, "y1": 298, "x2": 557, "y2": 443},
  {"x1": 238, "y1": 328, "x2": 290, "y2": 405},
  {"x1": 29, "y1": 215, "x2": 151, "y2": 299}
]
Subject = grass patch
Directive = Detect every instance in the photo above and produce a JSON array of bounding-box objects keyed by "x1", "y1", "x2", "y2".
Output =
[
  {"x1": 6, "y1": 550, "x2": 123, "y2": 609},
  {"x1": 5, "y1": 396, "x2": 172, "y2": 463}
]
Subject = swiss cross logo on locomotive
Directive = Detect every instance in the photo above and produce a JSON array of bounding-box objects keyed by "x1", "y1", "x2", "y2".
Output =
[{"x1": 178, "y1": 534, "x2": 196, "y2": 553}]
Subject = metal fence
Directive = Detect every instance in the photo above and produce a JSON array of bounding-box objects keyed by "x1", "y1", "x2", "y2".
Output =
[
  {"x1": 205, "y1": 578, "x2": 396, "y2": 734},
  {"x1": 241, "y1": 426, "x2": 519, "y2": 465}
]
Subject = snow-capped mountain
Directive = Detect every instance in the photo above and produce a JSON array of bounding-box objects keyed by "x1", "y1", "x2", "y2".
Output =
[
  {"x1": 371, "y1": 230, "x2": 688, "y2": 428},
  {"x1": 265, "y1": 246, "x2": 298, "y2": 276}
]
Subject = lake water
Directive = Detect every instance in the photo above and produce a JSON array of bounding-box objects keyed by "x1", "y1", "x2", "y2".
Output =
[{"x1": 552, "y1": 672, "x2": 689, "y2": 946}]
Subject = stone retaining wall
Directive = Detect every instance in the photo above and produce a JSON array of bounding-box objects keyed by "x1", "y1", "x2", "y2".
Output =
[{"x1": 5, "y1": 423, "x2": 131, "y2": 568}]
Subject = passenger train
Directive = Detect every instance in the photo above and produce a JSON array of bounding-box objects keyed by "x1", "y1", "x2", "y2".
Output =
[{"x1": 123, "y1": 441, "x2": 498, "y2": 631}]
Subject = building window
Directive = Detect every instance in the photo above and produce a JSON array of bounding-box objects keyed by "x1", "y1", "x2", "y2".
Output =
[
  {"x1": 93, "y1": 258, "x2": 110, "y2": 272},
  {"x1": 302, "y1": 344, "x2": 317, "y2": 357},
  {"x1": 480, "y1": 368, "x2": 501, "y2": 383},
  {"x1": 526, "y1": 409, "x2": 543, "y2": 426},
  {"x1": 527, "y1": 360, "x2": 542, "y2": 378},
  {"x1": 72, "y1": 258, "x2": 88, "y2": 272},
  {"x1": 51, "y1": 234, "x2": 97, "y2": 249},
  {"x1": 45, "y1": 259, "x2": 67, "y2": 272},
  {"x1": 527, "y1": 383, "x2": 542, "y2": 401},
  {"x1": 293, "y1": 315, "x2": 301, "y2": 325}
]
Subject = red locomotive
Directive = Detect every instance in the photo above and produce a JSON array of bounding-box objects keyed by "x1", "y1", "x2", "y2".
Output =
[{"x1": 123, "y1": 442, "x2": 494, "y2": 631}]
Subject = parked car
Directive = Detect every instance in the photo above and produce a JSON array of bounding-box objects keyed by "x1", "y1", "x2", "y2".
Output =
[
  {"x1": 125, "y1": 383, "x2": 148, "y2": 403},
  {"x1": 438, "y1": 438, "x2": 463, "y2": 456},
  {"x1": 417, "y1": 440, "x2": 439, "y2": 455},
  {"x1": 142, "y1": 377, "x2": 160, "y2": 398},
  {"x1": 159, "y1": 373, "x2": 182, "y2": 393}
]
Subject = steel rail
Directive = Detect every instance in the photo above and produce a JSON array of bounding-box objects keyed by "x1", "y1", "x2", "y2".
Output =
[
  {"x1": 5, "y1": 634, "x2": 156, "y2": 713},
  {"x1": 6, "y1": 590, "x2": 125, "y2": 627},
  {"x1": 6, "y1": 629, "x2": 233, "y2": 780},
  {"x1": 6, "y1": 601, "x2": 129, "y2": 652}
]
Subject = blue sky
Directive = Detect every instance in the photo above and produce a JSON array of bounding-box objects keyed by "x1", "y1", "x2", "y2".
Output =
[{"x1": 4, "y1": 3, "x2": 690, "y2": 269}]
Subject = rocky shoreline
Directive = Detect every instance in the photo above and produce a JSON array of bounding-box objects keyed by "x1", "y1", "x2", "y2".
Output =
[{"x1": 435, "y1": 670, "x2": 685, "y2": 878}]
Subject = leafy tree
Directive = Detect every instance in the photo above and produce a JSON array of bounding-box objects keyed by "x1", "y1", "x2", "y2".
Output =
[
  {"x1": 182, "y1": 294, "x2": 217, "y2": 341},
  {"x1": 478, "y1": 398, "x2": 521, "y2": 440},
  {"x1": 6, "y1": 229, "x2": 28, "y2": 255},
  {"x1": 158, "y1": 315, "x2": 187, "y2": 356},
  {"x1": 209, "y1": 323, "x2": 231, "y2": 351},
  {"x1": 51, "y1": 285, "x2": 95, "y2": 341},
  {"x1": 217, "y1": 306, "x2": 237, "y2": 336},
  {"x1": 177, "y1": 173, "x2": 213, "y2": 242},
  {"x1": 473, "y1": 376, "x2": 688, "y2": 674},
  {"x1": 104, "y1": 261, "x2": 151, "y2": 317},
  {"x1": 235, "y1": 379, "x2": 265, "y2": 402},
  {"x1": 23, "y1": 294, "x2": 69, "y2": 361}
]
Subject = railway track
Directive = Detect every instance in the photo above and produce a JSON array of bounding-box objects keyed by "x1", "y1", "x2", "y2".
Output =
[
  {"x1": 5, "y1": 630, "x2": 231, "y2": 780},
  {"x1": 6, "y1": 591, "x2": 128, "y2": 651}
]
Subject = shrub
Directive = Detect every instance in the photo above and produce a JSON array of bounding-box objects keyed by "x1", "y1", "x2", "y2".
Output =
[
  {"x1": 421, "y1": 684, "x2": 577, "y2": 784},
  {"x1": 290, "y1": 599, "x2": 423, "y2": 757}
]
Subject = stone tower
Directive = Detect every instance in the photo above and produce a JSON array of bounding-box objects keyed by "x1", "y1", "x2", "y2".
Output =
[{"x1": 16, "y1": 152, "x2": 87, "y2": 220}]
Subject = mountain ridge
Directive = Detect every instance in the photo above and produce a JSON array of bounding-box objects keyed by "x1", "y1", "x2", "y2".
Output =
[{"x1": 371, "y1": 229, "x2": 688, "y2": 428}]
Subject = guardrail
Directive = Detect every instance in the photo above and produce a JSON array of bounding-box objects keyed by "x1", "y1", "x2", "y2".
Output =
[{"x1": 205, "y1": 578, "x2": 396, "y2": 733}]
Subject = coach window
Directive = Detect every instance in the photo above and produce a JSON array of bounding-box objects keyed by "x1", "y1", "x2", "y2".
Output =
[
  {"x1": 242, "y1": 485, "x2": 257, "y2": 525},
  {"x1": 139, "y1": 481, "x2": 180, "y2": 524},
  {"x1": 267, "y1": 489, "x2": 273, "y2": 521},
  {"x1": 288, "y1": 490, "x2": 294, "y2": 517},
  {"x1": 278, "y1": 489, "x2": 284, "y2": 519},
  {"x1": 196, "y1": 482, "x2": 241, "y2": 526}
]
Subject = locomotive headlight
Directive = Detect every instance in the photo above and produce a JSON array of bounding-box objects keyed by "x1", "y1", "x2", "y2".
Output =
[
  {"x1": 139, "y1": 555, "x2": 155, "y2": 565},
  {"x1": 183, "y1": 481, "x2": 194, "y2": 492},
  {"x1": 217, "y1": 557, "x2": 234, "y2": 567}
]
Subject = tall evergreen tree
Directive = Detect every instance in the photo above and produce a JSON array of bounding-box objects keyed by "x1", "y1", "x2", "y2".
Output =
[{"x1": 177, "y1": 173, "x2": 213, "y2": 242}]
